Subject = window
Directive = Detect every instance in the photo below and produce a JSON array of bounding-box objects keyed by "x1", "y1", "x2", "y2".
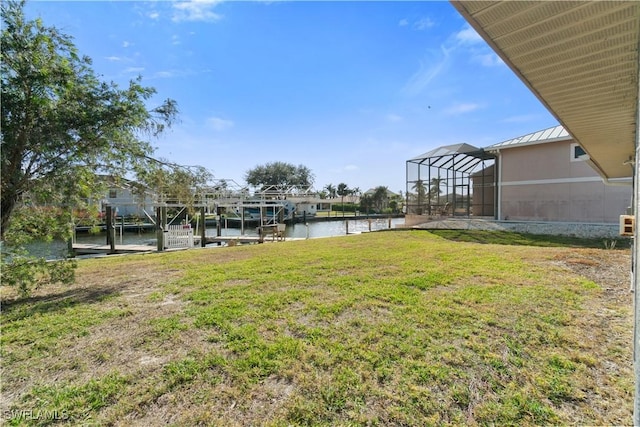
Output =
[
  {"x1": 570, "y1": 143, "x2": 589, "y2": 162},
  {"x1": 109, "y1": 189, "x2": 117, "y2": 198}
]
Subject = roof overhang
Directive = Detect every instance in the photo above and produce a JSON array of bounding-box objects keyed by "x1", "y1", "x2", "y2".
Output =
[{"x1": 451, "y1": 1, "x2": 640, "y2": 180}]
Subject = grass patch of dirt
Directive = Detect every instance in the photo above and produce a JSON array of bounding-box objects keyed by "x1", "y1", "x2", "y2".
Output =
[{"x1": 1, "y1": 230, "x2": 633, "y2": 426}]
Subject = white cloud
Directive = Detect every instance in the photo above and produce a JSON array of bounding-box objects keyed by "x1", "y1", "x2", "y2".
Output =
[
  {"x1": 344, "y1": 165, "x2": 359, "y2": 172},
  {"x1": 207, "y1": 116, "x2": 234, "y2": 131},
  {"x1": 451, "y1": 24, "x2": 505, "y2": 68},
  {"x1": 444, "y1": 103, "x2": 482, "y2": 115},
  {"x1": 124, "y1": 67, "x2": 145, "y2": 74},
  {"x1": 150, "y1": 68, "x2": 212, "y2": 79},
  {"x1": 399, "y1": 17, "x2": 435, "y2": 31},
  {"x1": 455, "y1": 25, "x2": 483, "y2": 45},
  {"x1": 402, "y1": 46, "x2": 451, "y2": 96},
  {"x1": 172, "y1": 35, "x2": 181, "y2": 45},
  {"x1": 475, "y1": 52, "x2": 504, "y2": 67},
  {"x1": 148, "y1": 11, "x2": 160, "y2": 20},
  {"x1": 122, "y1": 41, "x2": 131, "y2": 48},
  {"x1": 106, "y1": 56, "x2": 123, "y2": 62},
  {"x1": 386, "y1": 114, "x2": 403, "y2": 123},
  {"x1": 154, "y1": 70, "x2": 175, "y2": 78},
  {"x1": 414, "y1": 17, "x2": 434, "y2": 31},
  {"x1": 172, "y1": 0, "x2": 223, "y2": 23}
]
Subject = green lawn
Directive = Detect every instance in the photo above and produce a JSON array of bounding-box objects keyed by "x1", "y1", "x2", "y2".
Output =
[{"x1": 0, "y1": 230, "x2": 633, "y2": 426}]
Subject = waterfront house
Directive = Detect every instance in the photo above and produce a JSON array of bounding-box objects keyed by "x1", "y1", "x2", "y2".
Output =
[
  {"x1": 406, "y1": 125, "x2": 632, "y2": 225},
  {"x1": 485, "y1": 126, "x2": 631, "y2": 222},
  {"x1": 95, "y1": 176, "x2": 156, "y2": 219}
]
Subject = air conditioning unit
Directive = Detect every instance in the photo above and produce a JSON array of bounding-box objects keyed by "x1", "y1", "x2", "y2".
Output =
[{"x1": 619, "y1": 215, "x2": 635, "y2": 236}]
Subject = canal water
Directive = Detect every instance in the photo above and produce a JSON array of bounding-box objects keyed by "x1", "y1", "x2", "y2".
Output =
[{"x1": 29, "y1": 217, "x2": 406, "y2": 259}]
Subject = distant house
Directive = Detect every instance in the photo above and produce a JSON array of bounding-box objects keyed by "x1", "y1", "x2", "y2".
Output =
[
  {"x1": 288, "y1": 197, "x2": 323, "y2": 218},
  {"x1": 363, "y1": 188, "x2": 400, "y2": 199},
  {"x1": 95, "y1": 177, "x2": 156, "y2": 218},
  {"x1": 288, "y1": 197, "x2": 341, "y2": 218},
  {"x1": 406, "y1": 125, "x2": 632, "y2": 224},
  {"x1": 363, "y1": 188, "x2": 401, "y2": 213}
]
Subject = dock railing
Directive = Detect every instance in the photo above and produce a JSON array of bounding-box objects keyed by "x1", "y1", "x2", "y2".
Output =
[{"x1": 166, "y1": 225, "x2": 194, "y2": 249}]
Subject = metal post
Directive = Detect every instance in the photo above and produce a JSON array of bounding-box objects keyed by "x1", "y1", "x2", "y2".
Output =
[
  {"x1": 241, "y1": 206, "x2": 245, "y2": 235},
  {"x1": 427, "y1": 159, "x2": 431, "y2": 215},
  {"x1": 105, "y1": 205, "x2": 111, "y2": 246},
  {"x1": 105, "y1": 205, "x2": 115, "y2": 254},
  {"x1": 156, "y1": 206, "x2": 164, "y2": 252},
  {"x1": 216, "y1": 206, "x2": 222, "y2": 237},
  {"x1": 200, "y1": 206, "x2": 206, "y2": 247},
  {"x1": 633, "y1": 128, "x2": 640, "y2": 426},
  {"x1": 495, "y1": 152, "x2": 502, "y2": 220}
]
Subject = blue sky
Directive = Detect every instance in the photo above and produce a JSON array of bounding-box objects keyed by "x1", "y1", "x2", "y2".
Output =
[{"x1": 25, "y1": 0, "x2": 558, "y2": 194}]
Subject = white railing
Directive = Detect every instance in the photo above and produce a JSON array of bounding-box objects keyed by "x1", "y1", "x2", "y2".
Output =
[{"x1": 166, "y1": 225, "x2": 194, "y2": 249}]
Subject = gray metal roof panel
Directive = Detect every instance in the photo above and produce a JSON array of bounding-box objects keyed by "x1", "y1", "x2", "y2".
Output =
[
  {"x1": 409, "y1": 143, "x2": 483, "y2": 161},
  {"x1": 487, "y1": 124, "x2": 571, "y2": 149}
]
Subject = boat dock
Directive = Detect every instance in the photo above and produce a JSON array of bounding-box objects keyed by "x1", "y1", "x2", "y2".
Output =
[
  {"x1": 72, "y1": 243, "x2": 156, "y2": 256},
  {"x1": 206, "y1": 236, "x2": 263, "y2": 245},
  {"x1": 71, "y1": 233, "x2": 280, "y2": 256}
]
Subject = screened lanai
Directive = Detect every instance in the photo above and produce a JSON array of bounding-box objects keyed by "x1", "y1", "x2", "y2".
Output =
[{"x1": 406, "y1": 143, "x2": 496, "y2": 218}]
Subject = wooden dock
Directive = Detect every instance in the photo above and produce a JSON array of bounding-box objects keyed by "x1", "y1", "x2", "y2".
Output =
[
  {"x1": 72, "y1": 243, "x2": 156, "y2": 256},
  {"x1": 72, "y1": 231, "x2": 283, "y2": 256},
  {"x1": 206, "y1": 236, "x2": 263, "y2": 245}
]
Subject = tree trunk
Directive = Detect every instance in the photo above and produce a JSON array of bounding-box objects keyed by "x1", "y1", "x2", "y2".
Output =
[{"x1": 1, "y1": 191, "x2": 18, "y2": 240}]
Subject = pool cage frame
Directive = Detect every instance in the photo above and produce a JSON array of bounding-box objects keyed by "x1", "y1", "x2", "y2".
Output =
[{"x1": 406, "y1": 143, "x2": 497, "y2": 218}]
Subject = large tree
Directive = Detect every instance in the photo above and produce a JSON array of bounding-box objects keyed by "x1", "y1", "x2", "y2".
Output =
[
  {"x1": 245, "y1": 161, "x2": 314, "y2": 191},
  {"x1": 1, "y1": 0, "x2": 181, "y2": 235},
  {"x1": 0, "y1": 1, "x2": 188, "y2": 295},
  {"x1": 371, "y1": 185, "x2": 389, "y2": 213}
]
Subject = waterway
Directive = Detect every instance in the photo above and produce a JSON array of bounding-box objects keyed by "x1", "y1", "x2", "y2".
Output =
[{"x1": 28, "y1": 217, "x2": 406, "y2": 259}]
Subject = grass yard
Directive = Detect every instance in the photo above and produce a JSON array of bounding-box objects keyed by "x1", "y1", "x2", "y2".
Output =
[{"x1": 0, "y1": 230, "x2": 633, "y2": 426}]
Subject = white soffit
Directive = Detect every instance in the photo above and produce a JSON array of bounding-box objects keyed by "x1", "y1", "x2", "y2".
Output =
[{"x1": 451, "y1": 1, "x2": 640, "y2": 179}]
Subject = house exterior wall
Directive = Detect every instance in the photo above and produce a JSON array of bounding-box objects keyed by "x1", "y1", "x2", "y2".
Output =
[
  {"x1": 471, "y1": 164, "x2": 495, "y2": 217},
  {"x1": 497, "y1": 140, "x2": 632, "y2": 222},
  {"x1": 103, "y1": 187, "x2": 155, "y2": 218}
]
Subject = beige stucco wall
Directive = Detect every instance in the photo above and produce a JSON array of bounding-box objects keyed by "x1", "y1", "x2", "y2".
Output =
[{"x1": 497, "y1": 140, "x2": 632, "y2": 223}]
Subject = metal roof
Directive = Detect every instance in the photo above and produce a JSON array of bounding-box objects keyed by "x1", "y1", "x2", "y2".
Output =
[
  {"x1": 408, "y1": 143, "x2": 495, "y2": 174},
  {"x1": 409, "y1": 143, "x2": 484, "y2": 162},
  {"x1": 451, "y1": 0, "x2": 640, "y2": 179},
  {"x1": 488, "y1": 124, "x2": 571, "y2": 150}
]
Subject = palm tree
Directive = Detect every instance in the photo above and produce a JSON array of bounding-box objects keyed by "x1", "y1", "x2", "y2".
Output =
[
  {"x1": 429, "y1": 176, "x2": 446, "y2": 206},
  {"x1": 337, "y1": 183, "x2": 350, "y2": 218},
  {"x1": 350, "y1": 187, "x2": 361, "y2": 203},
  {"x1": 412, "y1": 180, "x2": 427, "y2": 214},
  {"x1": 324, "y1": 184, "x2": 337, "y2": 199}
]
